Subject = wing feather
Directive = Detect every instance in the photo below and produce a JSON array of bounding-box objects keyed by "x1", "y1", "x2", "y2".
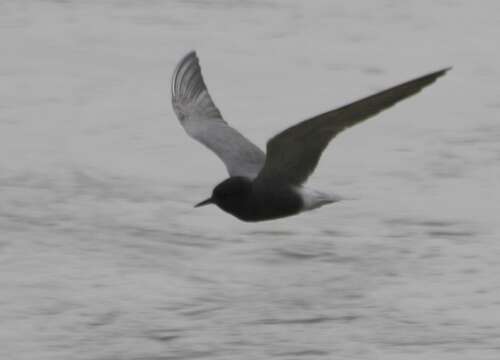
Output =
[
  {"x1": 171, "y1": 51, "x2": 265, "y2": 178},
  {"x1": 255, "y1": 67, "x2": 451, "y2": 186}
]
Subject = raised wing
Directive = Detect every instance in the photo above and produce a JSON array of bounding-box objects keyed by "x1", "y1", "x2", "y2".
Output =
[
  {"x1": 172, "y1": 51, "x2": 265, "y2": 178},
  {"x1": 255, "y1": 68, "x2": 450, "y2": 186}
]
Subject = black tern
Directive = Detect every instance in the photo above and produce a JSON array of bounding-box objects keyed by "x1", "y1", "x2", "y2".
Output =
[{"x1": 172, "y1": 51, "x2": 449, "y2": 222}]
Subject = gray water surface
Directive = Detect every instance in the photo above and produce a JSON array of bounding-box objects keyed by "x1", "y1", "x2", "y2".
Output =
[{"x1": 1, "y1": 1, "x2": 500, "y2": 359}]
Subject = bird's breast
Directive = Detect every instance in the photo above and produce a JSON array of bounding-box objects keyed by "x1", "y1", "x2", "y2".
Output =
[{"x1": 221, "y1": 184, "x2": 303, "y2": 222}]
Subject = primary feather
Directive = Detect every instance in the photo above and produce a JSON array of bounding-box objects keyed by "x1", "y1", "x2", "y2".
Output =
[
  {"x1": 255, "y1": 67, "x2": 451, "y2": 186},
  {"x1": 171, "y1": 51, "x2": 265, "y2": 178}
]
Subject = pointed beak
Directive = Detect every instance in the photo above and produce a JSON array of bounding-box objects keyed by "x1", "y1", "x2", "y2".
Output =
[{"x1": 194, "y1": 197, "x2": 214, "y2": 208}]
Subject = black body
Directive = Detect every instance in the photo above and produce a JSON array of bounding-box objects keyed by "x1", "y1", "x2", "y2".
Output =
[{"x1": 210, "y1": 177, "x2": 303, "y2": 222}]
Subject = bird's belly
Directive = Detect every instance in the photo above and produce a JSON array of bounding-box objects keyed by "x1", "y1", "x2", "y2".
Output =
[{"x1": 224, "y1": 186, "x2": 303, "y2": 222}]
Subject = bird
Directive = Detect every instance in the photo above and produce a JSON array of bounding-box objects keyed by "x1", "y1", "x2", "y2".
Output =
[{"x1": 171, "y1": 51, "x2": 449, "y2": 222}]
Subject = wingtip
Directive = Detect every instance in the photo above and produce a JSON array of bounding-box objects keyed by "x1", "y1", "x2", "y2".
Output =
[
  {"x1": 182, "y1": 50, "x2": 198, "y2": 62},
  {"x1": 172, "y1": 50, "x2": 201, "y2": 97},
  {"x1": 174, "y1": 50, "x2": 199, "y2": 73},
  {"x1": 435, "y1": 66, "x2": 452, "y2": 77},
  {"x1": 417, "y1": 66, "x2": 451, "y2": 85}
]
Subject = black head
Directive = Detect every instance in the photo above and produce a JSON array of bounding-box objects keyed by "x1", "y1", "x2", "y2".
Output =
[{"x1": 195, "y1": 177, "x2": 252, "y2": 214}]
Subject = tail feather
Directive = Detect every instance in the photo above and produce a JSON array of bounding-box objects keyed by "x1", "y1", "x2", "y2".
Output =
[{"x1": 296, "y1": 187, "x2": 342, "y2": 211}]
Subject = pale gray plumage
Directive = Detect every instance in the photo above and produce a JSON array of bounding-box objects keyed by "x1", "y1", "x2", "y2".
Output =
[{"x1": 171, "y1": 51, "x2": 265, "y2": 179}]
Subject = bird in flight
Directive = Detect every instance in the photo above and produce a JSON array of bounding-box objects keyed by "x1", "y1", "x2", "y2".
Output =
[{"x1": 171, "y1": 51, "x2": 449, "y2": 222}]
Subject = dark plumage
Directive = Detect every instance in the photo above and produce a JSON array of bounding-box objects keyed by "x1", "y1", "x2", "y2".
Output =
[
  {"x1": 196, "y1": 177, "x2": 303, "y2": 222},
  {"x1": 172, "y1": 51, "x2": 450, "y2": 222}
]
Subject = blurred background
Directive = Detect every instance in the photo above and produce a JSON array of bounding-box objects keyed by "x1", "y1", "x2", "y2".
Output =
[{"x1": 1, "y1": 1, "x2": 499, "y2": 359}]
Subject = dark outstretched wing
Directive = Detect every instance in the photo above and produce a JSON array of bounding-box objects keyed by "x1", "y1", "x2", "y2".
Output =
[{"x1": 255, "y1": 68, "x2": 450, "y2": 186}]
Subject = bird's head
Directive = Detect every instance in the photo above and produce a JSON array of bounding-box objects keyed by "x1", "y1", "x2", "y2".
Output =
[{"x1": 195, "y1": 177, "x2": 252, "y2": 211}]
